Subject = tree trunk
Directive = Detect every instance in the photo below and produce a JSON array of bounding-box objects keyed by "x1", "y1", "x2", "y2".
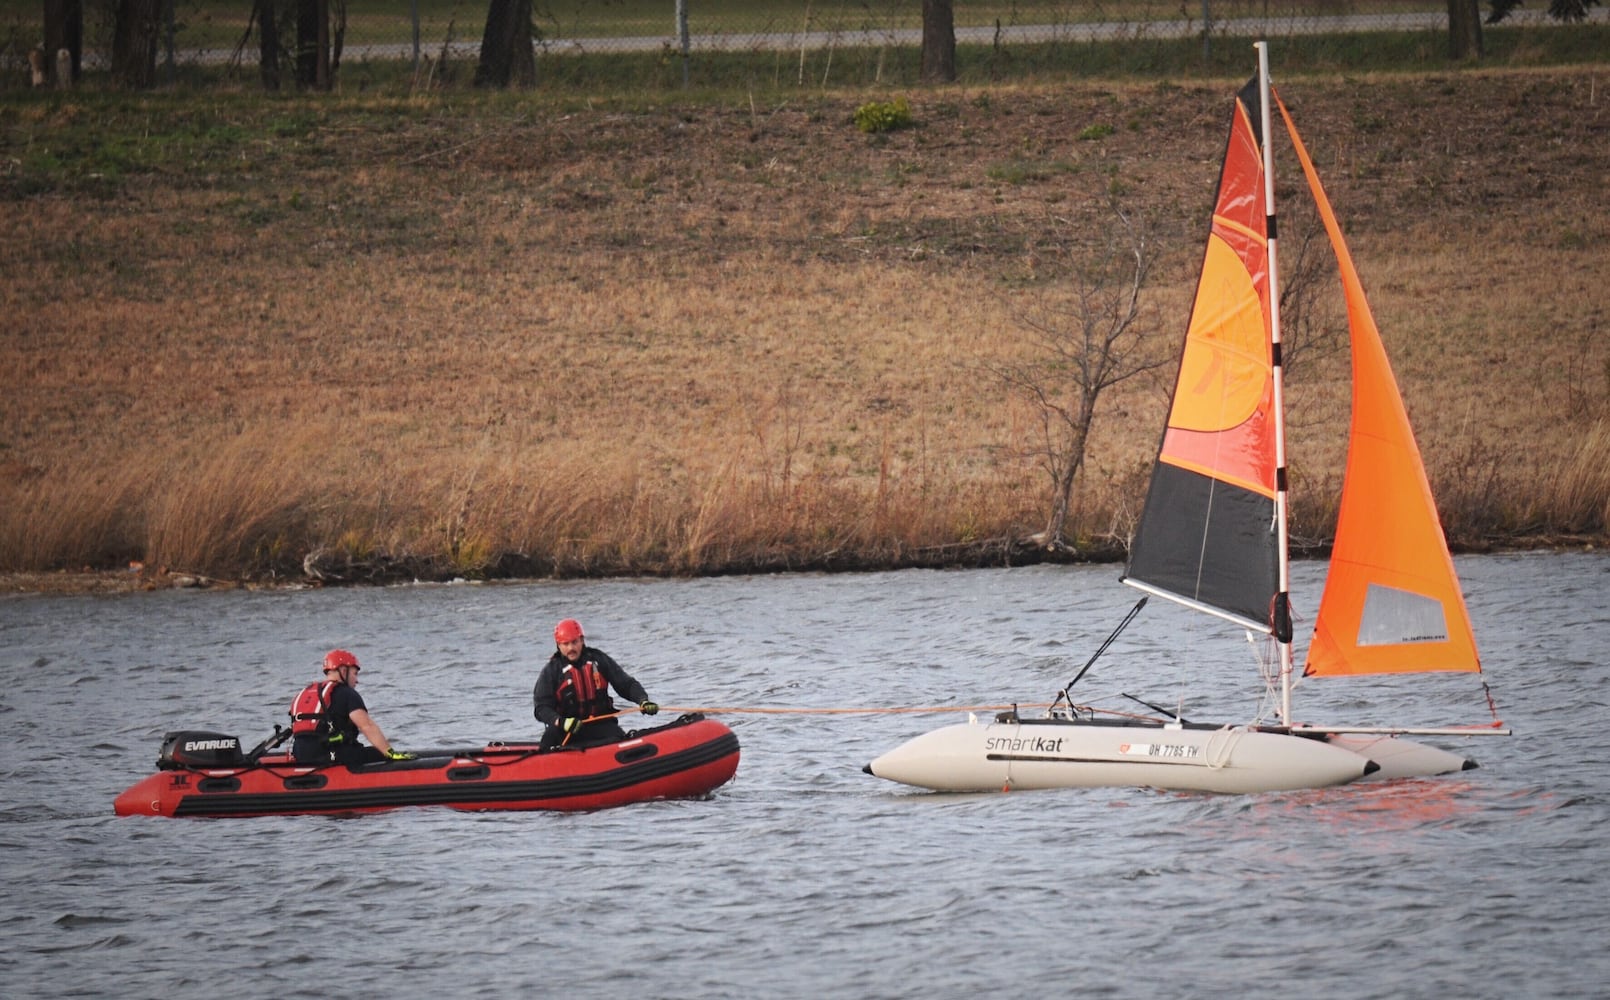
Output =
[
  {"x1": 110, "y1": 0, "x2": 161, "y2": 88},
  {"x1": 42, "y1": 0, "x2": 82, "y2": 86},
  {"x1": 475, "y1": 0, "x2": 536, "y2": 89},
  {"x1": 256, "y1": 0, "x2": 282, "y2": 91},
  {"x1": 330, "y1": 0, "x2": 346, "y2": 76},
  {"x1": 921, "y1": 0, "x2": 956, "y2": 83},
  {"x1": 297, "y1": 0, "x2": 331, "y2": 89},
  {"x1": 1044, "y1": 419, "x2": 1093, "y2": 549},
  {"x1": 1447, "y1": 0, "x2": 1484, "y2": 60}
]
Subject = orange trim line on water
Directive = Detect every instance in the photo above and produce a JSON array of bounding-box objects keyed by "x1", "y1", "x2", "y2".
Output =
[
  {"x1": 563, "y1": 705, "x2": 1018, "y2": 746},
  {"x1": 558, "y1": 703, "x2": 1176, "y2": 742},
  {"x1": 645, "y1": 703, "x2": 1055, "y2": 716}
]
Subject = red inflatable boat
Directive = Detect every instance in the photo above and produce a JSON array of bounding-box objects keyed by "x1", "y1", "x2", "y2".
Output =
[{"x1": 113, "y1": 714, "x2": 739, "y2": 818}]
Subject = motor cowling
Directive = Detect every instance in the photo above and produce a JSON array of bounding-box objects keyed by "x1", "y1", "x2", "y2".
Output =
[{"x1": 157, "y1": 731, "x2": 244, "y2": 770}]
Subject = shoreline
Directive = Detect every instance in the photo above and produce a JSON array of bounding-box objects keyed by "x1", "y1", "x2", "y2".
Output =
[
  {"x1": 4, "y1": 536, "x2": 1598, "y2": 597},
  {"x1": 0, "y1": 538, "x2": 1097, "y2": 596}
]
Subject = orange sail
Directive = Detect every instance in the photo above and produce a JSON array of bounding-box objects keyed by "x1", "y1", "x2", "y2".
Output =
[{"x1": 1277, "y1": 95, "x2": 1482, "y2": 677}]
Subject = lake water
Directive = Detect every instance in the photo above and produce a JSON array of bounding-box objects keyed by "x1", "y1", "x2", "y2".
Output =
[{"x1": 2, "y1": 551, "x2": 1607, "y2": 998}]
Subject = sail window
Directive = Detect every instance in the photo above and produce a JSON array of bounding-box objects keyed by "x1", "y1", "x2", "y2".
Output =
[{"x1": 1357, "y1": 583, "x2": 1450, "y2": 646}]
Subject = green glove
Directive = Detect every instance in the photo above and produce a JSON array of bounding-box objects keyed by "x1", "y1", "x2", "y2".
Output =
[
  {"x1": 639, "y1": 701, "x2": 659, "y2": 716},
  {"x1": 384, "y1": 748, "x2": 416, "y2": 761},
  {"x1": 561, "y1": 717, "x2": 583, "y2": 734}
]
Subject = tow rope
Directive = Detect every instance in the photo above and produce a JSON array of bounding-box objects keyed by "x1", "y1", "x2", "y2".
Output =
[{"x1": 638, "y1": 703, "x2": 1055, "y2": 716}]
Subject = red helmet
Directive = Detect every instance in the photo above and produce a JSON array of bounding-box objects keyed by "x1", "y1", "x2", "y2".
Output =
[
  {"x1": 323, "y1": 649, "x2": 360, "y2": 671},
  {"x1": 553, "y1": 619, "x2": 584, "y2": 644}
]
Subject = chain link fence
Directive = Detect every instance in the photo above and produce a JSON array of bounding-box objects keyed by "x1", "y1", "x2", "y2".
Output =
[{"x1": 2, "y1": 0, "x2": 1600, "y2": 83}]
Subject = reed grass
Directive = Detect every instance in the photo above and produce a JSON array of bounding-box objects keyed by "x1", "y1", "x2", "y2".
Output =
[
  {"x1": 1544, "y1": 421, "x2": 1610, "y2": 535},
  {"x1": 2, "y1": 59, "x2": 1606, "y2": 583}
]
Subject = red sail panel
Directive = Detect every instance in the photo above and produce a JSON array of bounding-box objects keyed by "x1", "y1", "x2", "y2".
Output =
[
  {"x1": 1277, "y1": 95, "x2": 1482, "y2": 677},
  {"x1": 1124, "y1": 78, "x2": 1278, "y2": 632}
]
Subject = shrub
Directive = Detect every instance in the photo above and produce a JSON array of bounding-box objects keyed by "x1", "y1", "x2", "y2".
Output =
[{"x1": 854, "y1": 97, "x2": 912, "y2": 134}]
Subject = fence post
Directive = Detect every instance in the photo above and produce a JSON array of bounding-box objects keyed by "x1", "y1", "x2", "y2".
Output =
[{"x1": 411, "y1": 0, "x2": 421, "y2": 74}]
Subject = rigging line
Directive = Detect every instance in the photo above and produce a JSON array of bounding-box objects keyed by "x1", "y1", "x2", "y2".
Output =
[
  {"x1": 655, "y1": 703, "x2": 1055, "y2": 716},
  {"x1": 562, "y1": 709, "x2": 620, "y2": 747},
  {"x1": 1479, "y1": 680, "x2": 1505, "y2": 726},
  {"x1": 560, "y1": 707, "x2": 640, "y2": 747},
  {"x1": 1064, "y1": 595, "x2": 1147, "y2": 692},
  {"x1": 1084, "y1": 705, "x2": 1177, "y2": 725}
]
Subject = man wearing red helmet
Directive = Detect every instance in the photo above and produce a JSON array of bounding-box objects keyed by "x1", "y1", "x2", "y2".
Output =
[
  {"x1": 533, "y1": 619, "x2": 659, "y2": 749},
  {"x1": 289, "y1": 649, "x2": 412, "y2": 766}
]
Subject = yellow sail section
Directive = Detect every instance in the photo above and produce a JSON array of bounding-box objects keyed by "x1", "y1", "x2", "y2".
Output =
[
  {"x1": 1173, "y1": 234, "x2": 1270, "y2": 436},
  {"x1": 1278, "y1": 95, "x2": 1482, "y2": 677},
  {"x1": 1162, "y1": 235, "x2": 1274, "y2": 496}
]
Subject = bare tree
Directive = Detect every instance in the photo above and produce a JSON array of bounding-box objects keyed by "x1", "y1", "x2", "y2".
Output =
[
  {"x1": 1487, "y1": 0, "x2": 1601, "y2": 22},
  {"x1": 234, "y1": 0, "x2": 341, "y2": 91},
  {"x1": 990, "y1": 205, "x2": 1169, "y2": 551},
  {"x1": 1269, "y1": 217, "x2": 1346, "y2": 387},
  {"x1": 1466, "y1": 0, "x2": 1602, "y2": 57}
]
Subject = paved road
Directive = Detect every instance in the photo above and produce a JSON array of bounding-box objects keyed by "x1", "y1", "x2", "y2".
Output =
[
  {"x1": 580, "y1": 9, "x2": 1588, "y2": 54},
  {"x1": 169, "y1": 7, "x2": 1607, "y2": 67}
]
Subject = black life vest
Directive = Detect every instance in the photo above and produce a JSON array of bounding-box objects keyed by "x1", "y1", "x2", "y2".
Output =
[
  {"x1": 556, "y1": 660, "x2": 610, "y2": 717},
  {"x1": 289, "y1": 680, "x2": 339, "y2": 737}
]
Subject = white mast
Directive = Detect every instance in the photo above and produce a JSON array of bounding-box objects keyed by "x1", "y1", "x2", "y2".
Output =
[{"x1": 1255, "y1": 41, "x2": 1295, "y2": 724}]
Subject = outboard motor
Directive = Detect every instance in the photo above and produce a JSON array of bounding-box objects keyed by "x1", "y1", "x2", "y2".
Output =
[{"x1": 157, "y1": 731, "x2": 244, "y2": 770}]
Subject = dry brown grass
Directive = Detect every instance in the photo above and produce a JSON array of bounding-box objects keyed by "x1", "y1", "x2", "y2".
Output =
[{"x1": 2, "y1": 67, "x2": 1607, "y2": 581}]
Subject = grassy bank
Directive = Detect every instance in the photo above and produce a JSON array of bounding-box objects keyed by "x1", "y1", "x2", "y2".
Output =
[{"x1": 2, "y1": 51, "x2": 1608, "y2": 586}]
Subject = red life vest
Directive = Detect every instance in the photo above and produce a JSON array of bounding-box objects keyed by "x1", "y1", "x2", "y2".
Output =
[
  {"x1": 289, "y1": 680, "x2": 339, "y2": 736},
  {"x1": 556, "y1": 660, "x2": 610, "y2": 717}
]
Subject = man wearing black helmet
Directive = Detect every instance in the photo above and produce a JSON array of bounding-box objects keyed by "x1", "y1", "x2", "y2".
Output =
[{"x1": 534, "y1": 618, "x2": 659, "y2": 749}]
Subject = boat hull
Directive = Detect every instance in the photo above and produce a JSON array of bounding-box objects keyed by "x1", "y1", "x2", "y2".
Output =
[
  {"x1": 1319, "y1": 731, "x2": 1475, "y2": 781},
  {"x1": 113, "y1": 716, "x2": 739, "y2": 818},
  {"x1": 865, "y1": 717, "x2": 1376, "y2": 794}
]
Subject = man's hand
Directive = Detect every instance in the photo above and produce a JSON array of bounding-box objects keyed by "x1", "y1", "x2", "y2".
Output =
[
  {"x1": 384, "y1": 749, "x2": 416, "y2": 761},
  {"x1": 561, "y1": 717, "x2": 583, "y2": 734},
  {"x1": 639, "y1": 701, "x2": 659, "y2": 716}
]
